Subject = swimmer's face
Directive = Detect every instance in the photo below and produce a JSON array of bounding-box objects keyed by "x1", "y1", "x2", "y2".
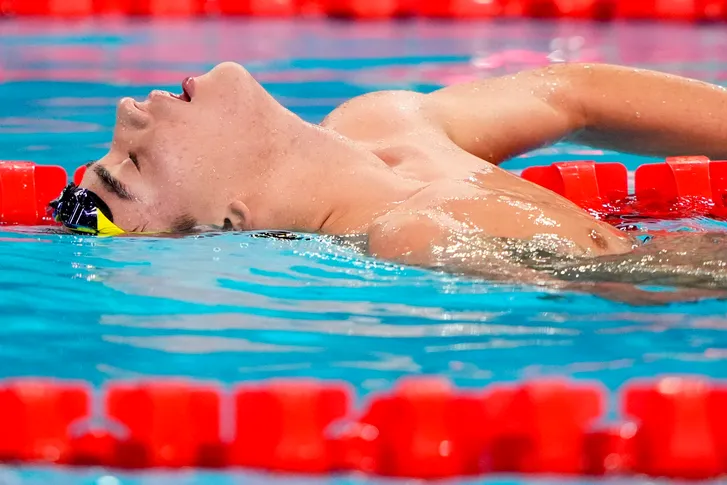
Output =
[{"x1": 79, "y1": 62, "x2": 263, "y2": 233}]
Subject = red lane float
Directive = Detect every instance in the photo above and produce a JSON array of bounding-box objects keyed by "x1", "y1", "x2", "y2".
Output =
[
  {"x1": 129, "y1": 0, "x2": 206, "y2": 16},
  {"x1": 634, "y1": 156, "x2": 727, "y2": 219},
  {"x1": 0, "y1": 161, "x2": 66, "y2": 226},
  {"x1": 106, "y1": 381, "x2": 225, "y2": 468},
  {"x1": 0, "y1": 380, "x2": 90, "y2": 463},
  {"x1": 584, "y1": 425, "x2": 637, "y2": 475},
  {"x1": 230, "y1": 379, "x2": 350, "y2": 472},
  {"x1": 414, "y1": 0, "x2": 504, "y2": 18},
  {"x1": 485, "y1": 379, "x2": 603, "y2": 474},
  {"x1": 521, "y1": 161, "x2": 627, "y2": 210},
  {"x1": 93, "y1": 0, "x2": 133, "y2": 14},
  {"x1": 216, "y1": 0, "x2": 297, "y2": 16},
  {"x1": 521, "y1": 156, "x2": 727, "y2": 221},
  {"x1": 4, "y1": 0, "x2": 93, "y2": 16},
  {"x1": 0, "y1": 376, "x2": 726, "y2": 479},
  {"x1": 0, "y1": 0, "x2": 724, "y2": 18},
  {"x1": 624, "y1": 377, "x2": 727, "y2": 479},
  {"x1": 337, "y1": 377, "x2": 486, "y2": 477},
  {"x1": 4, "y1": 155, "x2": 727, "y2": 228},
  {"x1": 73, "y1": 165, "x2": 87, "y2": 185},
  {"x1": 324, "y1": 0, "x2": 400, "y2": 19}
]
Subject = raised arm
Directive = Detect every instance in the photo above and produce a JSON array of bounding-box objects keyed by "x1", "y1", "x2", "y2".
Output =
[{"x1": 424, "y1": 63, "x2": 727, "y2": 163}]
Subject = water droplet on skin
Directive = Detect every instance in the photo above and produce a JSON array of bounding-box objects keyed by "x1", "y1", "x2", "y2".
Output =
[
  {"x1": 175, "y1": 181, "x2": 182, "y2": 187},
  {"x1": 635, "y1": 112, "x2": 641, "y2": 118}
]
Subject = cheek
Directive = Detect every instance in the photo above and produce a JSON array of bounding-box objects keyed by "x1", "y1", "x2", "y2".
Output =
[{"x1": 144, "y1": 110, "x2": 238, "y2": 197}]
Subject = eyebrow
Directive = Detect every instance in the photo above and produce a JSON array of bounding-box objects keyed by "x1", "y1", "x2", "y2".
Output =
[{"x1": 92, "y1": 164, "x2": 135, "y2": 201}]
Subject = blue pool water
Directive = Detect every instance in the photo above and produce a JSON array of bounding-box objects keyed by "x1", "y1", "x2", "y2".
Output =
[{"x1": 2, "y1": 18, "x2": 727, "y2": 484}]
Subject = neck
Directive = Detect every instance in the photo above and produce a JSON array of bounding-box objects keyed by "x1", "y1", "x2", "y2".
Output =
[{"x1": 239, "y1": 113, "x2": 424, "y2": 234}]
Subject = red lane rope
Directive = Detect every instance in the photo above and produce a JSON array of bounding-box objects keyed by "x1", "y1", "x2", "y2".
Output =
[
  {"x1": 1, "y1": 159, "x2": 726, "y2": 477},
  {"x1": 0, "y1": 376, "x2": 726, "y2": 479},
  {"x1": 1, "y1": 156, "x2": 726, "y2": 227},
  {"x1": 1, "y1": 0, "x2": 726, "y2": 20}
]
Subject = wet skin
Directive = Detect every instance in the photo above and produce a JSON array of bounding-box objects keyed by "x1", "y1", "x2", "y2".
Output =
[{"x1": 79, "y1": 62, "x2": 727, "y2": 298}]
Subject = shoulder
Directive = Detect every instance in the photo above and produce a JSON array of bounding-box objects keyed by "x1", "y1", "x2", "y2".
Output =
[{"x1": 321, "y1": 90, "x2": 436, "y2": 142}]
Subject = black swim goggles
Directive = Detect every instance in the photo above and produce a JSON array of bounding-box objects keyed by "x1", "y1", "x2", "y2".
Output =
[{"x1": 50, "y1": 183, "x2": 125, "y2": 236}]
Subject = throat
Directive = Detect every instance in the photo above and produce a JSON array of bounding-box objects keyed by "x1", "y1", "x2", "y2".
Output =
[{"x1": 319, "y1": 171, "x2": 428, "y2": 236}]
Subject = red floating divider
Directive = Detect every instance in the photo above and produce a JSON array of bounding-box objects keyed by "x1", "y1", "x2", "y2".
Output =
[
  {"x1": 2, "y1": 155, "x2": 727, "y2": 230},
  {"x1": 522, "y1": 161, "x2": 628, "y2": 209},
  {"x1": 0, "y1": 161, "x2": 67, "y2": 226},
  {"x1": 0, "y1": 376, "x2": 723, "y2": 479},
  {"x1": 296, "y1": 0, "x2": 327, "y2": 15},
  {"x1": 484, "y1": 379, "x2": 604, "y2": 474},
  {"x1": 93, "y1": 0, "x2": 133, "y2": 14},
  {"x1": 130, "y1": 0, "x2": 205, "y2": 15},
  {"x1": 699, "y1": 0, "x2": 727, "y2": 20},
  {"x1": 636, "y1": 156, "x2": 713, "y2": 201},
  {"x1": 337, "y1": 377, "x2": 487, "y2": 478},
  {"x1": 0, "y1": 380, "x2": 90, "y2": 463},
  {"x1": 634, "y1": 156, "x2": 727, "y2": 218},
  {"x1": 73, "y1": 165, "x2": 87, "y2": 186},
  {"x1": 230, "y1": 379, "x2": 351, "y2": 472},
  {"x1": 69, "y1": 429, "x2": 119, "y2": 466},
  {"x1": 216, "y1": 0, "x2": 296, "y2": 15},
  {"x1": 546, "y1": 0, "x2": 608, "y2": 18},
  {"x1": 0, "y1": 0, "x2": 725, "y2": 17},
  {"x1": 613, "y1": 0, "x2": 719, "y2": 20},
  {"x1": 415, "y1": 0, "x2": 503, "y2": 17},
  {"x1": 624, "y1": 377, "x2": 727, "y2": 479},
  {"x1": 106, "y1": 381, "x2": 225, "y2": 468},
  {"x1": 584, "y1": 424, "x2": 637, "y2": 475},
  {"x1": 324, "y1": 0, "x2": 400, "y2": 18},
  {"x1": 5, "y1": 0, "x2": 93, "y2": 16}
]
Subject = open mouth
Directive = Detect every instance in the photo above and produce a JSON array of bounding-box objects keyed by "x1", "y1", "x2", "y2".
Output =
[
  {"x1": 154, "y1": 77, "x2": 195, "y2": 103},
  {"x1": 172, "y1": 77, "x2": 195, "y2": 102}
]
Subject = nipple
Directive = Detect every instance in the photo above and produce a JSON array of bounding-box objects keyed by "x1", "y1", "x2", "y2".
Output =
[{"x1": 589, "y1": 229, "x2": 609, "y2": 250}]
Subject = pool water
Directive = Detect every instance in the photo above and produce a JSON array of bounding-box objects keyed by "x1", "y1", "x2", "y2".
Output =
[{"x1": 2, "y1": 18, "x2": 727, "y2": 484}]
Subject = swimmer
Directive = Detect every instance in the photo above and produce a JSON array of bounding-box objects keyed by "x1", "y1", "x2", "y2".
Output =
[{"x1": 51, "y1": 62, "x2": 727, "y2": 298}]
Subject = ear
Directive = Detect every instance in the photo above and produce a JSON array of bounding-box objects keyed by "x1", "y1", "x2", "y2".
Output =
[{"x1": 225, "y1": 200, "x2": 252, "y2": 231}]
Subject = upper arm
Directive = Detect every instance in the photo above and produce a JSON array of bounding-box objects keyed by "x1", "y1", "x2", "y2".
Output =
[
  {"x1": 422, "y1": 64, "x2": 586, "y2": 163},
  {"x1": 367, "y1": 210, "x2": 446, "y2": 267},
  {"x1": 366, "y1": 210, "x2": 557, "y2": 284}
]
